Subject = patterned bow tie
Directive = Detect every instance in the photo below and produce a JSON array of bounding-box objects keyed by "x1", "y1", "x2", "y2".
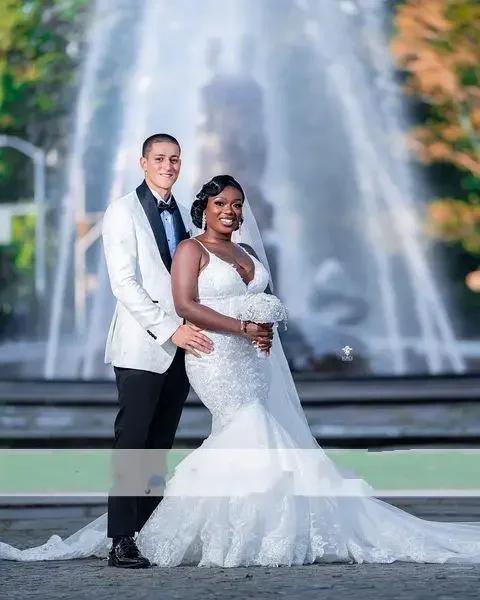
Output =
[{"x1": 157, "y1": 196, "x2": 177, "y2": 215}]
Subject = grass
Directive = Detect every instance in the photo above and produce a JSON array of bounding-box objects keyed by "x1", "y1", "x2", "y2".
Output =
[{"x1": 1, "y1": 448, "x2": 479, "y2": 495}]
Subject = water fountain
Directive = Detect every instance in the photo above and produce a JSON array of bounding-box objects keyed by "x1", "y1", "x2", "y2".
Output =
[
  {"x1": 44, "y1": 0, "x2": 255, "y2": 378},
  {"x1": 41, "y1": 0, "x2": 475, "y2": 379},
  {"x1": 257, "y1": 0, "x2": 467, "y2": 374},
  {"x1": 44, "y1": 0, "x2": 141, "y2": 378}
]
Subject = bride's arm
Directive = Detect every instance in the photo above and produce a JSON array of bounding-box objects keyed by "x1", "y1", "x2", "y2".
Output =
[
  {"x1": 171, "y1": 239, "x2": 245, "y2": 334},
  {"x1": 171, "y1": 240, "x2": 273, "y2": 344}
]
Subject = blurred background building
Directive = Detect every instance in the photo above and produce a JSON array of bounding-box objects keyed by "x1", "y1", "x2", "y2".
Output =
[{"x1": 0, "y1": 0, "x2": 479, "y2": 386}]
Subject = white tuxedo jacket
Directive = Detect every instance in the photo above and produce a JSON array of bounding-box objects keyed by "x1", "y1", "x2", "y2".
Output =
[{"x1": 102, "y1": 180, "x2": 191, "y2": 374}]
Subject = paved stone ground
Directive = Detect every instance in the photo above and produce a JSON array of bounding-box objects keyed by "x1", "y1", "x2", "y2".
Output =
[{"x1": 1, "y1": 512, "x2": 480, "y2": 600}]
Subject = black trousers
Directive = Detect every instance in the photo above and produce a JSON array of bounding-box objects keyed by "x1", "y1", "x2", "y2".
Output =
[{"x1": 107, "y1": 349, "x2": 190, "y2": 538}]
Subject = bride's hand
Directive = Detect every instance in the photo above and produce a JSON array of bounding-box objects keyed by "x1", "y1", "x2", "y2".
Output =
[
  {"x1": 254, "y1": 337, "x2": 272, "y2": 357},
  {"x1": 242, "y1": 322, "x2": 273, "y2": 341},
  {"x1": 242, "y1": 322, "x2": 274, "y2": 357}
]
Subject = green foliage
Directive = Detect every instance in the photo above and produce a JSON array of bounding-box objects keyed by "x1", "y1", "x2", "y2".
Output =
[
  {"x1": 392, "y1": 0, "x2": 480, "y2": 260},
  {"x1": 0, "y1": 0, "x2": 86, "y2": 127},
  {"x1": 0, "y1": 214, "x2": 35, "y2": 297},
  {"x1": 10, "y1": 213, "x2": 35, "y2": 271},
  {"x1": 0, "y1": 0, "x2": 87, "y2": 195},
  {"x1": 0, "y1": 0, "x2": 87, "y2": 338}
]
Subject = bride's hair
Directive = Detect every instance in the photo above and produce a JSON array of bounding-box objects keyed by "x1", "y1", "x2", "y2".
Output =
[{"x1": 191, "y1": 175, "x2": 245, "y2": 228}]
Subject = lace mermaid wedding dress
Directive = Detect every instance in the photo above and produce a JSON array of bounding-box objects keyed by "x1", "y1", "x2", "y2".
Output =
[{"x1": 1, "y1": 242, "x2": 479, "y2": 566}]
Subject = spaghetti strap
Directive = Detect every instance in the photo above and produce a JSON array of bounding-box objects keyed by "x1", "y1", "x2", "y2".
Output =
[
  {"x1": 191, "y1": 237, "x2": 210, "y2": 254},
  {"x1": 190, "y1": 237, "x2": 211, "y2": 277}
]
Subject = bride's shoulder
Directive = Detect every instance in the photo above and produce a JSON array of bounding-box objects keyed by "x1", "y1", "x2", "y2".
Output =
[
  {"x1": 176, "y1": 237, "x2": 200, "y2": 250},
  {"x1": 174, "y1": 237, "x2": 206, "y2": 259}
]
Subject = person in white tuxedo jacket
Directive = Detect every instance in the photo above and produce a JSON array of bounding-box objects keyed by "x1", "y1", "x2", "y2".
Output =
[{"x1": 101, "y1": 133, "x2": 213, "y2": 569}]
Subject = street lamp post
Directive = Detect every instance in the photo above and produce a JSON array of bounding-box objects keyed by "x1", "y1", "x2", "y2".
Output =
[{"x1": 0, "y1": 134, "x2": 46, "y2": 306}]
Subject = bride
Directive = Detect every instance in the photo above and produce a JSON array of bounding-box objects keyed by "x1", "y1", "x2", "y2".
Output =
[{"x1": 1, "y1": 174, "x2": 479, "y2": 566}]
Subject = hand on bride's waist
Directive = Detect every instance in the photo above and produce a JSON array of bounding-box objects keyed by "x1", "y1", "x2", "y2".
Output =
[
  {"x1": 183, "y1": 318, "x2": 273, "y2": 356},
  {"x1": 170, "y1": 323, "x2": 214, "y2": 358}
]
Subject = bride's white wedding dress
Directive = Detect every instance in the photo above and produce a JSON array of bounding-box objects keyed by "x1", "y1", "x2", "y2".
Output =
[{"x1": 1, "y1": 241, "x2": 479, "y2": 566}]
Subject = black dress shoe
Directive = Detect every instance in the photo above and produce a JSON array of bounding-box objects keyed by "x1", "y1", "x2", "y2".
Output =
[{"x1": 108, "y1": 536, "x2": 152, "y2": 568}]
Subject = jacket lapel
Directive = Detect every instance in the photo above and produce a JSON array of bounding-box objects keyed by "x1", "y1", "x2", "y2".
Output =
[
  {"x1": 171, "y1": 194, "x2": 190, "y2": 243},
  {"x1": 175, "y1": 199, "x2": 192, "y2": 239},
  {"x1": 136, "y1": 180, "x2": 172, "y2": 271}
]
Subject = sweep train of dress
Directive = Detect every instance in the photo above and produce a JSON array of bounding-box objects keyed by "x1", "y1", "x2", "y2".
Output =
[{"x1": 1, "y1": 241, "x2": 479, "y2": 566}]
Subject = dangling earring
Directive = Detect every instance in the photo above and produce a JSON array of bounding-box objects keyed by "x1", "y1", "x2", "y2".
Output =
[
  {"x1": 202, "y1": 211, "x2": 207, "y2": 231},
  {"x1": 237, "y1": 217, "x2": 243, "y2": 235}
]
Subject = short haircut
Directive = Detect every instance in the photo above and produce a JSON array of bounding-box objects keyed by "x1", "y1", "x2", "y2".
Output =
[{"x1": 142, "y1": 133, "x2": 181, "y2": 158}]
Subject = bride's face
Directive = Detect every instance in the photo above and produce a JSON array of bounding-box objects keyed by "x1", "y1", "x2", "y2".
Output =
[{"x1": 206, "y1": 185, "x2": 243, "y2": 235}]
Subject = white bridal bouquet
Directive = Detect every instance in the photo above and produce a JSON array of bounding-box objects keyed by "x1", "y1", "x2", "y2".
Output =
[{"x1": 235, "y1": 292, "x2": 288, "y2": 329}]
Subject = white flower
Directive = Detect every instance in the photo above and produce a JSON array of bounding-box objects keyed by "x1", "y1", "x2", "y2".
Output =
[{"x1": 235, "y1": 293, "x2": 288, "y2": 328}]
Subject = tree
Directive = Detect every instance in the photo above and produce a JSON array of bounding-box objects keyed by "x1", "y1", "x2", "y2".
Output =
[
  {"x1": 0, "y1": 0, "x2": 88, "y2": 196},
  {"x1": 0, "y1": 0, "x2": 87, "y2": 338},
  {"x1": 391, "y1": 0, "x2": 480, "y2": 257}
]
